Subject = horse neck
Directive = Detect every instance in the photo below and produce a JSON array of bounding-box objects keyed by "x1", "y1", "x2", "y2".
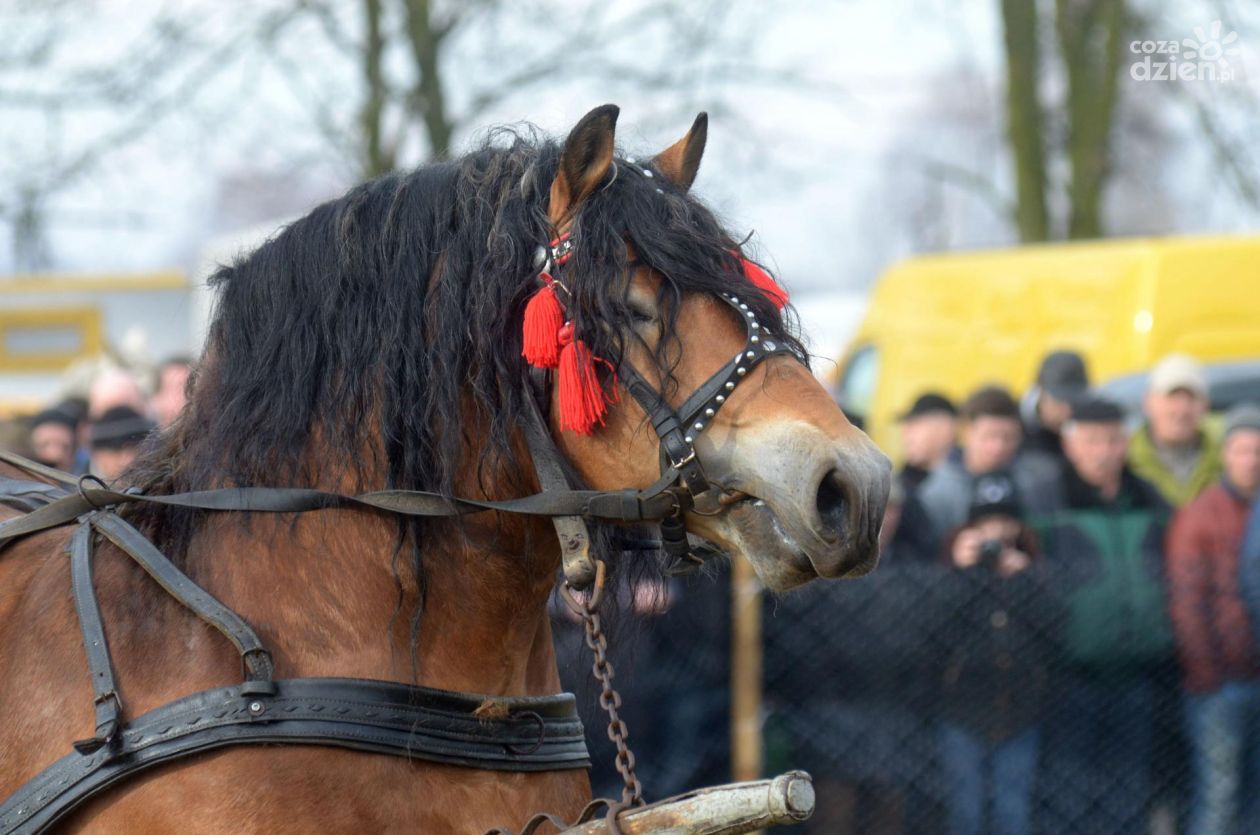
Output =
[{"x1": 179, "y1": 460, "x2": 565, "y2": 697}]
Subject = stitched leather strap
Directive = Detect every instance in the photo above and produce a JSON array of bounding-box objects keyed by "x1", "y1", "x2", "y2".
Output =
[
  {"x1": 0, "y1": 478, "x2": 64, "y2": 514},
  {"x1": 89, "y1": 511, "x2": 275, "y2": 687},
  {"x1": 620, "y1": 369, "x2": 709, "y2": 497},
  {"x1": 0, "y1": 677, "x2": 589, "y2": 835},
  {"x1": 67, "y1": 521, "x2": 123, "y2": 757}
]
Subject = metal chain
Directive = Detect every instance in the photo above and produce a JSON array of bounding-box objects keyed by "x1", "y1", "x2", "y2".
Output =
[{"x1": 560, "y1": 559, "x2": 644, "y2": 808}]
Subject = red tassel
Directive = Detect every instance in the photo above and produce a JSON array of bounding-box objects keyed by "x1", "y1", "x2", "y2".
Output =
[
  {"x1": 740, "y1": 257, "x2": 789, "y2": 310},
  {"x1": 522, "y1": 276, "x2": 564, "y2": 368},
  {"x1": 557, "y1": 323, "x2": 610, "y2": 434}
]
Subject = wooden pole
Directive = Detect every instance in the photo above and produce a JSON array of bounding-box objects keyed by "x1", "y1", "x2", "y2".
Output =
[
  {"x1": 559, "y1": 771, "x2": 814, "y2": 833},
  {"x1": 730, "y1": 555, "x2": 763, "y2": 783}
]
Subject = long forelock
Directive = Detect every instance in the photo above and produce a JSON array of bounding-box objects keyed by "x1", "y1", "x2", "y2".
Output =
[{"x1": 560, "y1": 156, "x2": 806, "y2": 402}]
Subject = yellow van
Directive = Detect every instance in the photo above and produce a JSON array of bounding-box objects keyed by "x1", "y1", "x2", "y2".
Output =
[{"x1": 835, "y1": 234, "x2": 1260, "y2": 457}]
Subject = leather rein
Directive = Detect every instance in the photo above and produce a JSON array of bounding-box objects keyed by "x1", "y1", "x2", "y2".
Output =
[{"x1": 0, "y1": 233, "x2": 791, "y2": 835}]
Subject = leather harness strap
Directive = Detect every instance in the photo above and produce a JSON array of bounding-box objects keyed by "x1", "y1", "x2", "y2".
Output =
[
  {"x1": 0, "y1": 469, "x2": 590, "y2": 835},
  {"x1": 0, "y1": 451, "x2": 687, "y2": 549},
  {"x1": 0, "y1": 677, "x2": 588, "y2": 835},
  {"x1": 90, "y1": 511, "x2": 276, "y2": 687},
  {"x1": 67, "y1": 522, "x2": 124, "y2": 757}
]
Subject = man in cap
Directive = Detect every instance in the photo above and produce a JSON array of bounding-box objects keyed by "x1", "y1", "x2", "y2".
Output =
[
  {"x1": 89, "y1": 405, "x2": 155, "y2": 481},
  {"x1": 1167, "y1": 403, "x2": 1260, "y2": 835},
  {"x1": 1035, "y1": 395, "x2": 1173, "y2": 835},
  {"x1": 1129, "y1": 353, "x2": 1220, "y2": 507},
  {"x1": 27, "y1": 405, "x2": 79, "y2": 472},
  {"x1": 897, "y1": 392, "x2": 958, "y2": 494},
  {"x1": 889, "y1": 392, "x2": 958, "y2": 561},
  {"x1": 1023, "y1": 350, "x2": 1089, "y2": 474}
]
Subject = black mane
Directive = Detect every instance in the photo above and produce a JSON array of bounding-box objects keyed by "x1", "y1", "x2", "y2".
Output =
[{"x1": 126, "y1": 128, "x2": 805, "y2": 571}]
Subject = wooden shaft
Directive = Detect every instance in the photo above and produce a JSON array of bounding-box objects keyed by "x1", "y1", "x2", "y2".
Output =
[
  {"x1": 560, "y1": 771, "x2": 814, "y2": 834},
  {"x1": 730, "y1": 556, "x2": 763, "y2": 783}
]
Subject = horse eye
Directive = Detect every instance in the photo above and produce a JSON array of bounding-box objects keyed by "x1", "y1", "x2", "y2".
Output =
[{"x1": 627, "y1": 304, "x2": 657, "y2": 325}]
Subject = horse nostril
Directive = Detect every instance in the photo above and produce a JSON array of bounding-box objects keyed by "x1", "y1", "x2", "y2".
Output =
[{"x1": 815, "y1": 470, "x2": 849, "y2": 541}]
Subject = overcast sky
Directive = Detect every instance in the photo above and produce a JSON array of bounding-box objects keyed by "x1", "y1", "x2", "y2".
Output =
[{"x1": 2, "y1": 0, "x2": 1257, "y2": 293}]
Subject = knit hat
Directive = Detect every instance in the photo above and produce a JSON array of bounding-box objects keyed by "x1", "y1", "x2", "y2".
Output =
[{"x1": 1223, "y1": 402, "x2": 1260, "y2": 441}]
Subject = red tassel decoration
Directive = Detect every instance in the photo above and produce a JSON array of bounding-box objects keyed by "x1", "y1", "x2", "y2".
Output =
[
  {"x1": 521, "y1": 274, "x2": 565, "y2": 368},
  {"x1": 557, "y1": 323, "x2": 609, "y2": 434},
  {"x1": 740, "y1": 258, "x2": 789, "y2": 310}
]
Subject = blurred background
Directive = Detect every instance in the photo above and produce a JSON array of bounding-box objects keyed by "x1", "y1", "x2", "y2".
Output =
[{"x1": 3, "y1": 1, "x2": 1260, "y2": 833}]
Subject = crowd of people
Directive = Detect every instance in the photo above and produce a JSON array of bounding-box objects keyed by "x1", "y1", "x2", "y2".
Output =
[
  {"x1": 563, "y1": 349, "x2": 1260, "y2": 835},
  {"x1": 764, "y1": 350, "x2": 1260, "y2": 835},
  {"x1": 7, "y1": 358, "x2": 190, "y2": 480}
]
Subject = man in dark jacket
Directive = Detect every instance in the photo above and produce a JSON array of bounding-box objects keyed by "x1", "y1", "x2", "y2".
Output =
[
  {"x1": 1167, "y1": 403, "x2": 1260, "y2": 835},
  {"x1": 933, "y1": 472, "x2": 1060, "y2": 835},
  {"x1": 1034, "y1": 396, "x2": 1174, "y2": 835}
]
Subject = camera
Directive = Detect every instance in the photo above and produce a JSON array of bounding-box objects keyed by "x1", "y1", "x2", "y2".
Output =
[{"x1": 978, "y1": 538, "x2": 1005, "y2": 569}]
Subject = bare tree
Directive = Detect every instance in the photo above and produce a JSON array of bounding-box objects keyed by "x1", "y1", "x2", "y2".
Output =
[
  {"x1": 996, "y1": 0, "x2": 1258, "y2": 241},
  {"x1": 0, "y1": 0, "x2": 842, "y2": 269},
  {"x1": 1001, "y1": 0, "x2": 1051, "y2": 241}
]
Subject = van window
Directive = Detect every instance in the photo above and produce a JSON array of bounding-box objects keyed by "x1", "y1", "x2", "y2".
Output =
[{"x1": 838, "y1": 345, "x2": 879, "y2": 420}]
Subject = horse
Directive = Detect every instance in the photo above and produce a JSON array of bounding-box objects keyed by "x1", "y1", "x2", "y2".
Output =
[{"x1": 0, "y1": 105, "x2": 890, "y2": 833}]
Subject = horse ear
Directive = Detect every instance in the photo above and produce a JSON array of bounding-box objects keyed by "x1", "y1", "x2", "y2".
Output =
[
  {"x1": 549, "y1": 104, "x2": 619, "y2": 224},
  {"x1": 652, "y1": 112, "x2": 707, "y2": 192}
]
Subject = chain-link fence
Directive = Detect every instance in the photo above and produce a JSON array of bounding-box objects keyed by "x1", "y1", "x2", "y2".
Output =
[
  {"x1": 554, "y1": 565, "x2": 733, "y2": 803},
  {"x1": 555, "y1": 541, "x2": 1249, "y2": 835}
]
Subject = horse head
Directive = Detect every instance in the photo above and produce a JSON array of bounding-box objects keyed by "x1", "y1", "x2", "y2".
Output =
[{"x1": 538, "y1": 105, "x2": 891, "y2": 591}]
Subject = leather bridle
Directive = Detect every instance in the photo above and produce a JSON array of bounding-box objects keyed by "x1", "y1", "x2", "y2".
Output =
[{"x1": 522, "y1": 233, "x2": 795, "y2": 583}]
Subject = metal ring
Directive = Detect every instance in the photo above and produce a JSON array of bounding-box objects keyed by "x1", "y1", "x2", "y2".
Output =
[
  {"x1": 77, "y1": 474, "x2": 109, "y2": 509},
  {"x1": 603, "y1": 798, "x2": 632, "y2": 835},
  {"x1": 560, "y1": 558, "x2": 607, "y2": 613},
  {"x1": 504, "y1": 710, "x2": 546, "y2": 756}
]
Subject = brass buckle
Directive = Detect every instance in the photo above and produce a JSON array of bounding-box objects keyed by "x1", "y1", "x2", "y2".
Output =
[{"x1": 669, "y1": 448, "x2": 696, "y2": 469}]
